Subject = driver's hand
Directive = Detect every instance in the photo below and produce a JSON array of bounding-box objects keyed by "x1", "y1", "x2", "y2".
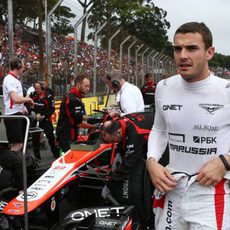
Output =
[
  {"x1": 147, "y1": 159, "x2": 177, "y2": 193},
  {"x1": 196, "y1": 156, "x2": 227, "y2": 187}
]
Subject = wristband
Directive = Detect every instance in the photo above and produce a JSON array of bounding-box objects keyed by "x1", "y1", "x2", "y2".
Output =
[{"x1": 219, "y1": 154, "x2": 230, "y2": 171}]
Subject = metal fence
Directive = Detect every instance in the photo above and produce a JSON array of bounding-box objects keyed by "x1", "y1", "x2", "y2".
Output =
[
  {"x1": 0, "y1": 115, "x2": 30, "y2": 230},
  {"x1": 4, "y1": 0, "x2": 177, "y2": 98}
]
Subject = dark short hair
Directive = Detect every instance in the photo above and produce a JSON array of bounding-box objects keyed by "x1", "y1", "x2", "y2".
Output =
[
  {"x1": 106, "y1": 69, "x2": 122, "y2": 81},
  {"x1": 144, "y1": 73, "x2": 153, "y2": 79},
  {"x1": 74, "y1": 74, "x2": 89, "y2": 85},
  {"x1": 174, "y1": 22, "x2": 213, "y2": 49},
  {"x1": 34, "y1": 81, "x2": 45, "y2": 90},
  {"x1": 10, "y1": 57, "x2": 22, "y2": 70},
  {"x1": 102, "y1": 120, "x2": 121, "y2": 135}
]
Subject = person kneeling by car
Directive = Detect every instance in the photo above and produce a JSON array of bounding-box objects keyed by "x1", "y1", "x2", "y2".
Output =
[{"x1": 101, "y1": 112, "x2": 158, "y2": 229}]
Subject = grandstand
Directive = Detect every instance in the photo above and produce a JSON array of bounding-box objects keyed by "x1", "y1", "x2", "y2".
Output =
[
  {"x1": 0, "y1": 0, "x2": 177, "y2": 120},
  {"x1": 0, "y1": 22, "x2": 174, "y2": 96}
]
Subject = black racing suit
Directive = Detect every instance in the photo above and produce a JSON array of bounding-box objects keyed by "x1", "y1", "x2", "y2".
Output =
[
  {"x1": 107, "y1": 112, "x2": 155, "y2": 229},
  {"x1": 56, "y1": 88, "x2": 84, "y2": 152},
  {"x1": 141, "y1": 82, "x2": 156, "y2": 109},
  {"x1": 30, "y1": 90, "x2": 58, "y2": 158}
]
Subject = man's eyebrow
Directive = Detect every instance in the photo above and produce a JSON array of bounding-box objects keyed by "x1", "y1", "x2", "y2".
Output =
[{"x1": 173, "y1": 44, "x2": 199, "y2": 48}]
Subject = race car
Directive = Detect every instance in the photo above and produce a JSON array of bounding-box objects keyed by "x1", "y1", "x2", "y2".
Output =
[
  {"x1": 1, "y1": 111, "x2": 159, "y2": 230},
  {"x1": 2, "y1": 137, "x2": 115, "y2": 229}
]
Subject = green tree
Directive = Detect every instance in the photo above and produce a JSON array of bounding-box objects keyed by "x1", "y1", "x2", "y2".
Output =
[
  {"x1": 52, "y1": 17, "x2": 74, "y2": 36},
  {"x1": 1, "y1": 0, "x2": 75, "y2": 32},
  {"x1": 210, "y1": 53, "x2": 230, "y2": 69},
  {"x1": 87, "y1": 0, "x2": 170, "y2": 52},
  {"x1": 1, "y1": 0, "x2": 75, "y2": 79},
  {"x1": 51, "y1": 6, "x2": 75, "y2": 36},
  {"x1": 123, "y1": 2, "x2": 170, "y2": 51},
  {"x1": 164, "y1": 41, "x2": 174, "y2": 58},
  {"x1": 76, "y1": 0, "x2": 93, "y2": 42}
]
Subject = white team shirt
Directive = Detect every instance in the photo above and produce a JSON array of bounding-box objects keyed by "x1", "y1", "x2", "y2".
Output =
[
  {"x1": 26, "y1": 86, "x2": 35, "y2": 96},
  {"x1": 3, "y1": 73, "x2": 24, "y2": 115},
  {"x1": 147, "y1": 74, "x2": 230, "y2": 176},
  {"x1": 119, "y1": 82, "x2": 144, "y2": 115}
]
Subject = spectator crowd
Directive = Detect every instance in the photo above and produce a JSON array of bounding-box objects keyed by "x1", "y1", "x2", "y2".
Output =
[{"x1": 0, "y1": 22, "x2": 141, "y2": 96}]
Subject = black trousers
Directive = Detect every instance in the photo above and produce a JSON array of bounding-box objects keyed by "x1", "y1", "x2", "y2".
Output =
[
  {"x1": 0, "y1": 146, "x2": 23, "y2": 190},
  {"x1": 32, "y1": 119, "x2": 58, "y2": 158},
  {"x1": 110, "y1": 159, "x2": 154, "y2": 229},
  {"x1": 4, "y1": 112, "x2": 26, "y2": 144}
]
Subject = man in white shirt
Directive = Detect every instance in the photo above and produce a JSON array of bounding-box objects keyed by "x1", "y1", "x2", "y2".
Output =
[
  {"x1": 106, "y1": 69, "x2": 144, "y2": 116},
  {"x1": 3, "y1": 57, "x2": 34, "y2": 152},
  {"x1": 147, "y1": 22, "x2": 230, "y2": 229}
]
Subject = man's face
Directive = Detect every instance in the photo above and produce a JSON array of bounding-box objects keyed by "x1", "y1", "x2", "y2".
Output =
[
  {"x1": 105, "y1": 78, "x2": 113, "y2": 90},
  {"x1": 77, "y1": 78, "x2": 90, "y2": 97},
  {"x1": 146, "y1": 77, "x2": 154, "y2": 85},
  {"x1": 18, "y1": 60, "x2": 25, "y2": 75},
  {"x1": 102, "y1": 129, "x2": 122, "y2": 143},
  {"x1": 173, "y1": 32, "x2": 214, "y2": 83},
  {"x1": 34, "y1": 83, "x2": 43, "y2": 95},
  {"x1": 40, "y1": 80, "x2": 47, "y2": 89}
]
